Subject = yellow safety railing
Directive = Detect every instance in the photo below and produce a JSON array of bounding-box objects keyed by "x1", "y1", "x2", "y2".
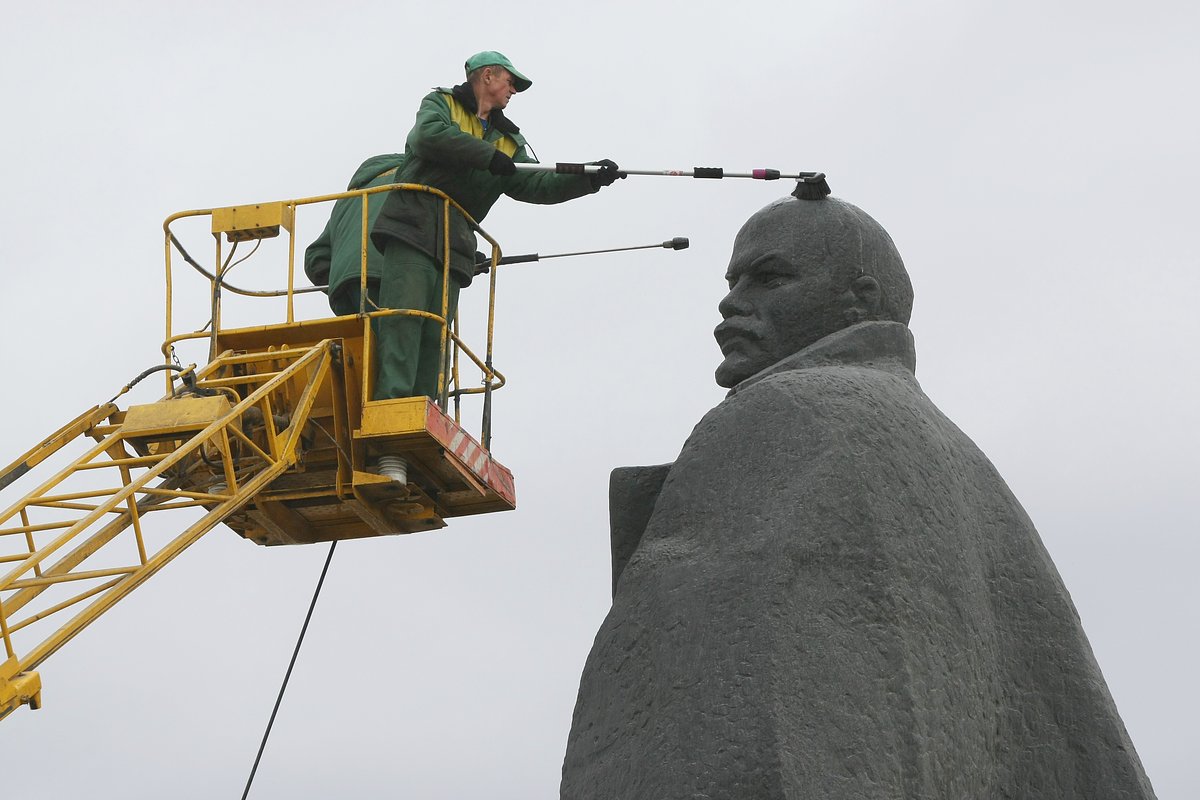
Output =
[{"x1": 160, "y1": 184, "x2": 507, "y2": 447}]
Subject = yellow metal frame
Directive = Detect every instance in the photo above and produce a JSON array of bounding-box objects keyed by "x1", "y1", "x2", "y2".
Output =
[
  {"x1": 163, "y1": 183, "x2": 506, "y2": 437},
  {"x1": 0, "y1": 342, "x2": 336, "y2": 720},
  {"x1": 0, "y1": 182, "x2": 519, "y2": 720}
]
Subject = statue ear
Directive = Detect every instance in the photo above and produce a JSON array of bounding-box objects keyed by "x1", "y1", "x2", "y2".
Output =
[{"x1": 849, "y1": 275, "x2": 882, "y2": 317}]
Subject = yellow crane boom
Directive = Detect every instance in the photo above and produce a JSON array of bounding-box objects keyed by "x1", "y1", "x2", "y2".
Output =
[{"x1": 0, "y1": 185, "x2": 516, "y2": 720}]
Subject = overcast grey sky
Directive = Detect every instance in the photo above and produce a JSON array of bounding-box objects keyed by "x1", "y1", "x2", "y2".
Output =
[{"x1": 2, "y1": 1, "x2": 1196, "y2": 797}]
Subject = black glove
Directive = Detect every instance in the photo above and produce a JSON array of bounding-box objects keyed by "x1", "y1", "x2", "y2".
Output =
[
  {"x1": 474, "y1": 251, "x2": 491, "y2": 276},
  {"x1": 488, "y1": 150, "x2": 516, "y2": 176},
  {"x1": 589, "y1": 159, "x2": 624, "y2": 189}
]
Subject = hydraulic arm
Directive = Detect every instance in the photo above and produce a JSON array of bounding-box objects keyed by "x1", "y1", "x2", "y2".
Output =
[
  {"x1": 0, "y1": 179, "x2": 681, "y2": 721},
  {"x1": 0, "y1": 184, "x2": 518, "y2": 721},
  {"x1": 0, "y1": 341, "x2": 337, "y2": 719}
]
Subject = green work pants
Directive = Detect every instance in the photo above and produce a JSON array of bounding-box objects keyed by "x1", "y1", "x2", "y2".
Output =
[{"x1": 332, "y1": 240, "x2": 460, "y2": 401}]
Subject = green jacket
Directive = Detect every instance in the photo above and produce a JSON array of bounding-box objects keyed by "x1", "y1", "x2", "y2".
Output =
[
  {"x1": 304, "y1": 153, "x2": 406, "y2": 305},
  {"x1": 371, "y1": 83, "x2": 596, "y2": 287}
]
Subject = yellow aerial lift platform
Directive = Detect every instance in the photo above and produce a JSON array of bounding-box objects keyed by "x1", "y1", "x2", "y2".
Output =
[{"x1": 0, "y1": 183, "x2": 514, "y2": 720}]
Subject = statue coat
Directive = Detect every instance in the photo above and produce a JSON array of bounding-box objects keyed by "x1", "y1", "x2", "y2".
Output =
[{"x1": 560, "y1": 321, "x2": 1155, "y2": 800}]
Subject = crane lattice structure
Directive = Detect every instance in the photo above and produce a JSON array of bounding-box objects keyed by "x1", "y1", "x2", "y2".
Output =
[{"x1": 0, "y1": 185, "x2": 515, "y2": 719}]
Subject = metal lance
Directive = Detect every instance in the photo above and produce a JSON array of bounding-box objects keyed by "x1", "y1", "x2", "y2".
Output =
[
  {"x1": 477, "y1": 237, "x2": 689, "y2": 269},
  {"x1": 512, "y1": 163, "x2": 831, "y2": 197}
]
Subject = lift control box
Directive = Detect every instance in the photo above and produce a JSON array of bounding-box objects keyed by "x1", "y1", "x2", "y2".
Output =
[{"x1": 211, "y1": 202, "x2": 294, "y2": 242}]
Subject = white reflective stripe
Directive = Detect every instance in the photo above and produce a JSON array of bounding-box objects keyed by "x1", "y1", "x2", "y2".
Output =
[
  {"x1": 448, "y1": 431, "x2": 466, "y2": 452},
  {"x1": 462, "y1": 441, "x2": 478, "y2": 463},
  {"x1": 472, "y1": 453, "x2": 488, "y2": 474}
]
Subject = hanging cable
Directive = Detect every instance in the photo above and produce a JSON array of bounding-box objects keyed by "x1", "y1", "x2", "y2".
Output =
[
  {"x1": 169, "y1": 234, "x2": 326, "y2": 297},
  {"x1": 240, "y1": 541, "x2": 337, "y2": 800},
  {"x1": 224, "y1": 238, "x2": 261, "y2": 276},
  {"x1": 108, "y1": 363, "x2": 198, "y2": 404}
]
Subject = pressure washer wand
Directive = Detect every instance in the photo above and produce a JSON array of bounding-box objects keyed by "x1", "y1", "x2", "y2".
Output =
[
  {"x1": 513, "y1": 162, "x2": 830, "y2": 196},
  {"x1": 478, "y1": 237, "x2": 688, "y2": 269}
]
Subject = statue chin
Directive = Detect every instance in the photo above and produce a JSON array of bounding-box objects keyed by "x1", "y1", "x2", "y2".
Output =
[
  {"x1": 713, "y1": 360, "x2": 742, "y2": 389},
  {"x1": 714, "y1": 354, "x2": 759, "y2": 389}
]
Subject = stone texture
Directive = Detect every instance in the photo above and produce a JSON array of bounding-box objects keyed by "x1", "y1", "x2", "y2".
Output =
[{"x1": 560, "y1": 196, "x2": 1156, "y2": 800}]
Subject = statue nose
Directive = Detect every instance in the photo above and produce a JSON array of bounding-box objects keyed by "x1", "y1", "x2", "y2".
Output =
[{"x1": 718, "y1": 288, "x2": 751, "y2": 319}]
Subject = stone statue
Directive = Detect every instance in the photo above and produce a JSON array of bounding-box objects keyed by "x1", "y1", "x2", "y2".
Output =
[{"x1": 559, "y1": 191, "x2": 1156, "y2": 799}]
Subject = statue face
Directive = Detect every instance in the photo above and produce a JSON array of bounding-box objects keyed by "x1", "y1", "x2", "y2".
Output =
[{"x1": 714, "y1": 203, "x2": 852, "y2": 388}]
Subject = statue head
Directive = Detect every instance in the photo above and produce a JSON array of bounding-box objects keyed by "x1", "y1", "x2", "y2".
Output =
[{"x1": 713, "y1": 194, "x2": 913, "y2": 388}]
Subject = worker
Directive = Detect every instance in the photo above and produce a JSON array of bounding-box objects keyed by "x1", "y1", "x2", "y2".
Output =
[
  {"x1": 364, "y1": 50, "x2": 623, "y2": 401},
  {"x1": 304, "y1": 154, "x2": 406, "y2": 316}
]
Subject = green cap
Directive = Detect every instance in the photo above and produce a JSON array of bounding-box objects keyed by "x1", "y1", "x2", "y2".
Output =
[{"x1": 464, "y1": 50, "x2": 532, "y2": 92}]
